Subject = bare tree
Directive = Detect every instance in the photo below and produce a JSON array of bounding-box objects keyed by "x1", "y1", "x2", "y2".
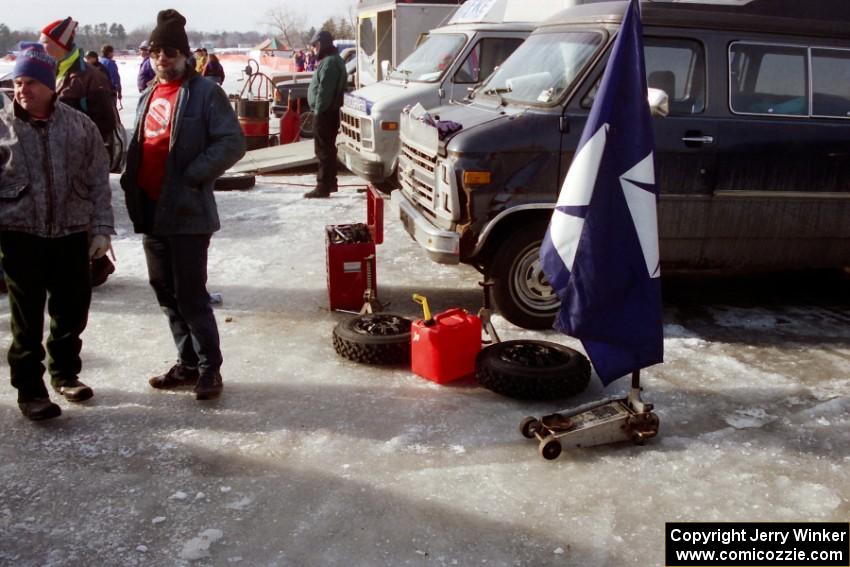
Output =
[{"x1": 265, "y1": 5, "x2": 307, "y2": 49}]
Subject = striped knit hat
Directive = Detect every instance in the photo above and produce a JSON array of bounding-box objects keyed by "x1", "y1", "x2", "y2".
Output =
[
  {"x1": 14, "y1": 42, "x2": 57, "y2": 91},
  {"x1": 41, "y1": 17, "x2": 78, "y2": 52}
]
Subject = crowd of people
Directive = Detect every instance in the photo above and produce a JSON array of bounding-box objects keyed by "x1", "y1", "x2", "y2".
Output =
[
  {"x1": 0, "y1": 10, "x2": 248, "y2": 420},
  {"x1": 0, "y1": 10, "x2": 350, "y2": 421}
]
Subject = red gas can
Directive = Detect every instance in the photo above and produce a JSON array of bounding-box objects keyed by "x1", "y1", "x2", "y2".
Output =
[{"x1": 411, "y1": 308, "x2": 482, "y2": 384}]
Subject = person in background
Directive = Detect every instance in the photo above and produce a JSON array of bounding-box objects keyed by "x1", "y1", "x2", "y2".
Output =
[
  {"x1": 202, "y1": 52, "x2": 225, "y2": 85},
  {"x1": 137, "y1": 41, "x2": 156, "y2": 92},
  {"x1": 294, "y1": 49, "x2": 305, "y2": 72},
  {"x1": 99, "y1": 44, "x2": 122, "y2": 105},
  {"x1": 0, "y1": 44, "x2": 114, "y2": 420},
  {"x1": 39, "y1": 17, "x2": 116, "y2": 142},
  {"x1": 304, "y1": 30, "x2": 347, "y2": 199},
  {"x1": 84, "y1": 50, "x2": 108, "y2": 78},
  {"x1": 120, "y1": 9, "x2": 245, "y2": 401},
  {"x1": 305, "y1": 50, "x2": 316, "y2": 71},
  {"x1": 194, "y1": 47, "x2": 207, "y2": 74}
]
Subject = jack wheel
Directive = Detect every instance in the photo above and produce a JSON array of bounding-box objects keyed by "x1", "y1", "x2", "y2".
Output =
[
  {"x1": 519, "y1": 416, "x2": 540, "y2": 439},
  {"x1": 539, "y1": 435, "x2": 562, "y2": 460}
]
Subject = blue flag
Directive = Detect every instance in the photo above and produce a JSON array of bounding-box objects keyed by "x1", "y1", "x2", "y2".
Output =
[{"x1": 539, "y1": 0, "x2": 663, "y2": 385}]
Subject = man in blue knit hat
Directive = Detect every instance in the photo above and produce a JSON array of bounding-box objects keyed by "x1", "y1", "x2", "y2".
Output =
[{"x1": 0, "y1": 43, "x2": 114, "y2": 421}]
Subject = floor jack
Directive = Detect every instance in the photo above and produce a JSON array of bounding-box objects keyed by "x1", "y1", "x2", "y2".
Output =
[{"x1": 519, "y1": 371, "x2": 660, "y2": 460}]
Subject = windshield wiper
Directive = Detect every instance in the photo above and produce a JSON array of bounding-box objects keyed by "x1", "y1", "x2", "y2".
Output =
[{"x1": 483, "y1": 86, "x2": 511, "y2": 106}]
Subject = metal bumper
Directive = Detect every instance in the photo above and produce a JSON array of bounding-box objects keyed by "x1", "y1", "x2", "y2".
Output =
[
  {"x1": 391, "y1": 191, "x2": 460, "y2": 264},
  {"x1": 337, "y1": 143, "x2": 389, "y2": 184}
]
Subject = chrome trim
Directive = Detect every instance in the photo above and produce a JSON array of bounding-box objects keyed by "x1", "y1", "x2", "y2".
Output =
[
  {"x1": 472, "y1": 203, "x2": 555, "y2": 257},
  {"x1": 391, "y1": 191, "x2": 460, "y2": 264}
]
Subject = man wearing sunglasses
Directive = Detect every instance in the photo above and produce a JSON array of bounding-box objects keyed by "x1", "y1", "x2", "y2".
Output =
[{"x1": 120, "y1": 9, "x2": 246, "y2": 401}]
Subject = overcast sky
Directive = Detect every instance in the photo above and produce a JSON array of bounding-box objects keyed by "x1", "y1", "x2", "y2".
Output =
[{"x1": 4, "y1": 0, "x2": 356, "y2": 33}]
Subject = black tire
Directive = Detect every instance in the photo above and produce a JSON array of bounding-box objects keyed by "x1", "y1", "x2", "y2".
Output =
[
  {"x1": 332, "y1": 312, "x2": 413, "y2": 365},
  {"x1": 490, "y1": 223, "x2": 559, "y2": 330},
  {"x1": 215, "y1": 173, "x2": 256, "y2": 191},
  {"x1": 372, "y1": 171, "x2": 400, "y2": 194},
  {"x1": 475, "y1": 340, "x2": 590, "y2": 400}
]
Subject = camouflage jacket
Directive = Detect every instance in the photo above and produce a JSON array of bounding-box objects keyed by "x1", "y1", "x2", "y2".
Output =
[{"x1": 0, "y1": 100, "x2": 114, "y2": 238}]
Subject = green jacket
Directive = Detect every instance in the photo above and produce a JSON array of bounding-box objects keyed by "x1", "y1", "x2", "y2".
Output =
[{"x1": 308, "y1": 52, "x2": 347, "y2": 114}]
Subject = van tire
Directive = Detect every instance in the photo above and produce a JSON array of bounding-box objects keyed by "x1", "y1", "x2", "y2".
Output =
[
  {"x1": 332, "y1": 312, "x2": 413, "y2": 365},
  {"x1": 490, "y1": 224, "x2": 559, "y2": 330},
  {"x1": 476, "y1": 340, "x2": 590, "y2": 400}
]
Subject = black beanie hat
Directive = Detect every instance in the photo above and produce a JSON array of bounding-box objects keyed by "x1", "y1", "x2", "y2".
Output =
[{"x1": 149, "y1": 9, "x2": 191, "y2": 56}]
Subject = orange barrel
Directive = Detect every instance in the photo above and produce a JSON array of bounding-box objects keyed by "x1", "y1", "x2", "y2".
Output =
[{"x1": 236, "y1": 98, "x2": 270, "y2": 150}]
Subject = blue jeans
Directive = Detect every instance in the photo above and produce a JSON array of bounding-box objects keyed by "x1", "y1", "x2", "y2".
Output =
[{"x1": 142, "y1": 234, "x2": 222, "y2": 375}]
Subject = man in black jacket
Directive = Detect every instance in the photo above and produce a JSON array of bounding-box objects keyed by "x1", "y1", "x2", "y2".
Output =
[{"x1": 120, "y1": 9, "x2": 246, "y2": 401}]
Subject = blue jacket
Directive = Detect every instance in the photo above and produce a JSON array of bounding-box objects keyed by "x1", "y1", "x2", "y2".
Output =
[
  {"x1": 120, "y1": 68, "x2": 246, "y2": 235},
  {"x1": 137, "y1": 57, "x2": 155, "y2": 92},
  {"x1": 99, "y1": 56, "x2": 121, "y2": 96}
]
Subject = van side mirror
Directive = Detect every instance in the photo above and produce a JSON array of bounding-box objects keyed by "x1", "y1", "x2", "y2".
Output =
[{"x1": 647, "y1": 87, "x2": 669, "y2": 117}]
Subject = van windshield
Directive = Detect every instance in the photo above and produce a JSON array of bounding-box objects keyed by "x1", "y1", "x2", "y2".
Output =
[
  {"x1": 476, "y1": 31, "x2": 603, "y2": 105},
  {"x1": 389, "y1": 34, "x2": 467, "y2": 83}
]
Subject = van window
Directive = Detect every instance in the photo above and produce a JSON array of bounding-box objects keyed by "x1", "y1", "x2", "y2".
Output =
[
  {"x1": 476, "y1": 31, "x2": 604, "y2": 106},
  {"x1": 730, "y1": 43, "x2": 808, "y2": 116},
  {"x1": 582, "y1": 38, "x2": 706, "y2": 115},
  {"x1": 454, "y1": 38, "x2": 524, "y2": 84},
  {"x1": 811, "y1": 48, "x2": 850, "y2": 118},
  {"x1": 390, "y1": 34, "x2": 467, "y2": 83}
]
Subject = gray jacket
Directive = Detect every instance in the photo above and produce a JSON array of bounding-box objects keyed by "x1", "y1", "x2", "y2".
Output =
[
  {"x1": 0, "y1": 101, "x2": 114, "y2": 238},
  {"x1": 120, "y1": 68, "x2": 246, "y2": 235}
]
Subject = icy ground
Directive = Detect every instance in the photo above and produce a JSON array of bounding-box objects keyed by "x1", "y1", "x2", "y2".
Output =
[
  {"x1": 0, "y1": 172, "x2": 847, "y2": 566},
  {"x1": 0, "y1": 56, "x2": 848, "y2": 567}
]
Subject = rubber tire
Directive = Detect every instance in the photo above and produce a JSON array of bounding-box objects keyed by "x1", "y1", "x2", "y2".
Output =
[
  {"x1": 372, "y1": 171, "x2": 400, "y2": 195},
  {"x1": 215, "y1": 173, "x2": 256, "y2": 191},
  {"x1": 490, "y1": 223, "x2": 559, "y2": 330},
  {"x1": 475, "y1": 340, "x2": 590, "y2": 400},
  {"x1": 332, "y1": 312, "x2": 413, "y2": 365}
]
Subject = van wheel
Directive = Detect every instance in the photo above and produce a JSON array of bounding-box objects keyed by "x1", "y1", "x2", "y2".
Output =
[
  {"x1": 373, "y1": 172, "x2": 400, "y2": 194},
  {"x1": 332, "y1": 312, "x2": 412, "y2": 365},
  {"x1": 490, "y1": 224, "x2": 559, "y2": 329},
  {"x1": 475, "y1": 340, "x2": 590, "y2": 400}
]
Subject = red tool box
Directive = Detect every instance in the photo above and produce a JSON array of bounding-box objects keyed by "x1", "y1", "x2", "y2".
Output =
[{"x1": 325, "y1": 186, "x2": 384, "y2": 311}]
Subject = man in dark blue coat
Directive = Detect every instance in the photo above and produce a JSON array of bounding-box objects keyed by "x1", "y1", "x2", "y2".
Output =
[{"x1": 120, "y1": 9, "x2": 246, "y2": 401}]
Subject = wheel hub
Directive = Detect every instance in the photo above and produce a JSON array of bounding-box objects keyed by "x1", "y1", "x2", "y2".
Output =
[{"x1": 353, "y1": 314, "x2": 410, "y2": 336}]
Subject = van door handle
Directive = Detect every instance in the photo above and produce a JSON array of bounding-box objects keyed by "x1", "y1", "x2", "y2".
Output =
[{"x1": 681, "y1": 135, "x2": 714, "y2": 145}]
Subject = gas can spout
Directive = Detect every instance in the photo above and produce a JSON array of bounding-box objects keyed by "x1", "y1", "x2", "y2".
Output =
[{"x1": 412, "y1": 294, "x2": 434, "y2": 325}]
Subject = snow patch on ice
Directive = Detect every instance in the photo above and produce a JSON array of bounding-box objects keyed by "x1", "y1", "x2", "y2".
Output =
[
  {"x1": 179, "y1": 528, "x2": 224, "y2": 561},
  {"x1": 151, "y1": 516, "x2": 166, "y2": 524},
  {"x1": 724, "y1": 408, "x2": 777, "y2": 429},
  {"x1": 224, "y1": 496, "x2": 253, "y2": 510},
  {"x1": 169, "y1": 491, "x2": 188, "y2": 501}
]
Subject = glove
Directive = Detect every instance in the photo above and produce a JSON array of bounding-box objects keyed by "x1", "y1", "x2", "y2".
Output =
[{"x1": 89, "y1": 234, "x2": 111, "y2": 259}]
